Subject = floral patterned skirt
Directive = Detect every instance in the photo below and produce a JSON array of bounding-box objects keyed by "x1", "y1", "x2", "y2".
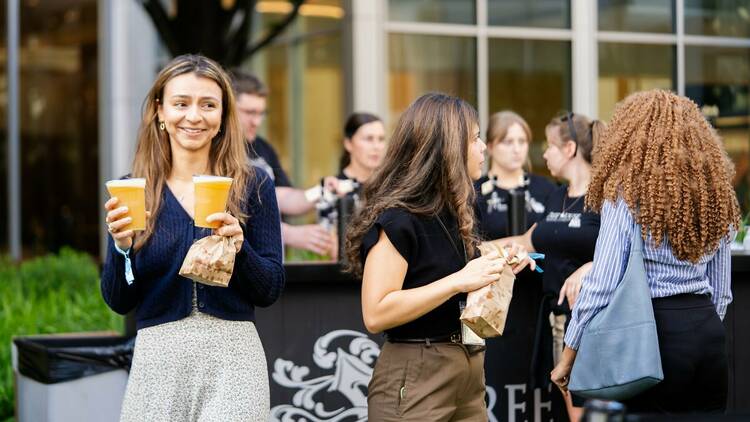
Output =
[{"x1": 120, "y1": 310, "x2": 269, "y2": 422}]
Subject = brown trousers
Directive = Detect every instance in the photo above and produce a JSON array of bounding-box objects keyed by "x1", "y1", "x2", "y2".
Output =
[{"x1": 367, "y1": 341, "x2": 488, "y2": 422}]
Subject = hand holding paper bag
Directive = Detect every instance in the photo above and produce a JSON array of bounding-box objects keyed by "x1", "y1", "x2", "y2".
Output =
[
  {"x1": 460, "y1": 265, "x2": 515, "y2": 338},
  {"x1": 460, "y1": 243, "x2": 533, "y2": 338},
  {"x1": 179, "y1": 235, "x2": 237, "y2": 287}
]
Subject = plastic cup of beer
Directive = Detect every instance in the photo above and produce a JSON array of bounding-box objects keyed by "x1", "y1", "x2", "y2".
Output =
[
  {"x1": 194, "y1": 175, "x2": 233, "y2": 229},
  {"x1": 105, "y1": 178, "x2": 147, "y2": 231}
]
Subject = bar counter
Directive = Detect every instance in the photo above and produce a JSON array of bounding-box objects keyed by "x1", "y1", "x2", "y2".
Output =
[{"x1": 255, "y1": 255, "x2": 750, "y2": 420}]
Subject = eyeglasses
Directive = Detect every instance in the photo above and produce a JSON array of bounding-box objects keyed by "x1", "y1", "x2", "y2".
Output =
[
  {"x1": 245, "y1": 110, "x2": 267, "y2": 119},
  {"x1": 560, "y1": 112, "x2": 579, "y2": 157}
]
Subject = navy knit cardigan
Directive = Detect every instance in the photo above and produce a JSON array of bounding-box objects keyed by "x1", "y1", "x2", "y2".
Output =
[{"x1": 101, "y1": 168, "x2": 285, "y2": 330}]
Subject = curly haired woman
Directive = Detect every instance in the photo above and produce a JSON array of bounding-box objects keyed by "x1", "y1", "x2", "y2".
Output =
[
  {"x1": 346, "y1": 93, "x2": 533, "y2": 421},
  {"x1": 551, "y1": 89, "x2": 740, "y2": 414}
]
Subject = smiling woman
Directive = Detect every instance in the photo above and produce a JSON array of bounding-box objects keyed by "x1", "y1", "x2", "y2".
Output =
[
  {"x1": 158, "y1": 73, "x2": 223, "y2": 155},
  {"x1": 100, "y1": 54, "x2": 284, "y2": 421}
]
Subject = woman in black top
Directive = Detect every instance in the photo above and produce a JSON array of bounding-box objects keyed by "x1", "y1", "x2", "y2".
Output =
[
  {"x1": 317, "y1": 113, "x2": 386, "y2": 259},
  {"x1": 497, "y1": 112, "x2": 603, "y2": 421},
  {"x1": 474, "y1": 111, "x2": 557, "y2": 419},
  {"x1": 338, "y1": 112, "x2": 386, "y2": 185},
  {"x1": 346, "y1": 93, "x2": 533, "y2": 421},
  {"x1": 321, "y1": 113, "x2": 386, "y2": 228},
  {"x1": 474, "y1": 111, "x2": 555, "y2": 240}
]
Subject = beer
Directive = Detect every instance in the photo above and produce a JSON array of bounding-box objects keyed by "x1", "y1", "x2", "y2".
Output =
[
  {"x1": 105, "y1": 178, "x2": 147, "y2": 231},
  {"x1": 194, "y1": 175, "x2": 233, "y2": 228}
]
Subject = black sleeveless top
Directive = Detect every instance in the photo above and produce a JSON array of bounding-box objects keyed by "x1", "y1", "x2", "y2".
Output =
[{"x1": 361, "y1": 208, "x2": 470, "y2": 339}]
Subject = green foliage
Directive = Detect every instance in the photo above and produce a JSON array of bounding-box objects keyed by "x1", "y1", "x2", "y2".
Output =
[
  {"x1": 285, "y1": 247, "x2": 335, "y2": 263},
  {"x1": 734, "y1": 211, "x2": 750, "y2": 244},
  {"x1": 0, "y1": 248, "x2": 122, "y2": 420}
]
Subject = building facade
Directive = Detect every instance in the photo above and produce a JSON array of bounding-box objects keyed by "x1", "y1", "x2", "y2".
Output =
[{"x1": 2, "y1": 0, "x2": 749, "y2": 259}]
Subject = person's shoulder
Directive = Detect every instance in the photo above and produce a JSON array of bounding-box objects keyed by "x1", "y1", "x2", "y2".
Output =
[
  {"x1": 600, "y1": 197, "x2": 631, "y2": 218},
  {"x1": 378, "y1": 208, "x2": 415, "y2": 225},
  {"x1": 251, "y1": 136, "x2": 275, "y2": 155},
  {"x1": 548, "y1": 183, "x2": 567, "y2": 197},
  {"x1": 336, "y1": 171, "x2": 350, "y2": 181},
  {"x1": 243, "y1": 167, "x2": 274, "y2": 196},
  {"x1": 475, "y1": 175, "x2": 490, "y2": 186},
  {"x1": 528, "y1": 174, "x2": 556, "y2": 190},
  {"x1": 376, "y1": 208, "x2": 434, "y2": 237}
]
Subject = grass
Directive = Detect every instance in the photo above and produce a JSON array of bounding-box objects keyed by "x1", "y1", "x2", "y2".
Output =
[{"x1": 0, "y1": 248, "x2": 122, "y2": 420}]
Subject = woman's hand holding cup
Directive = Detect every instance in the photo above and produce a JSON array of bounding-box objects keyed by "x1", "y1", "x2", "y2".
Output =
[
  {"x1": 207, "y1": 212, "x2": 244, "y2": 253},
  {"x1": 105, "y1": 197, "x2": 135, "y2": 251},
  {"x1": 105, "y1": 177, "x2": 148, "y2": 251}
]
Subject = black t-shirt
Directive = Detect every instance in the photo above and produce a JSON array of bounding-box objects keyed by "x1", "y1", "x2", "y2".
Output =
[
  {"x1": 336, "y1": 170, "x2": 353, "y2": 182},
  {"x1": 531, "y1": 186, "x2": 600, "y2": 314},
  {"x1": 336, "y1": 170, "x2": 363, "y2": 197},
  {"x1": 247, "y1": 136, "x2": 291, "y2": 187},
  {"x1": 361, "y1": 208, "x2": 469, "y2": 339},
  {"x1": 474, "y1": 174, "x2": 557, "y2": 240}
]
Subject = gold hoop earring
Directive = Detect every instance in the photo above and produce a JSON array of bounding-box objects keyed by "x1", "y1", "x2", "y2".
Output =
[{"x1": 159, "y1": 121, "x2": 165, "y2": 131}]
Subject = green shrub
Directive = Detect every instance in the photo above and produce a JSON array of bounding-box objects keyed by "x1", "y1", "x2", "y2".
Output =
[{"x1": 0, "y1": 248, "x2": 122, "y2": 420}]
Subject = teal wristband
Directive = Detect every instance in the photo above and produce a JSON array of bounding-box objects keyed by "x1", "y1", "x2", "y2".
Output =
[{"x1": 114, "y1": 244, "x2": 134, "y2": 285}]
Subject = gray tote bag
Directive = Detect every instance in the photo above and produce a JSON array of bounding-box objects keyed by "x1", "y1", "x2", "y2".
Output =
[{"x1": 568, "y1": 225, "x2": 663, "y2": 400}]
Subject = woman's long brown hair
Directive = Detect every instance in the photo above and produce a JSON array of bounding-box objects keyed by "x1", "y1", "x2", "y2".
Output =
[
  {"x1": 587, "y1": 89, "x2": 740, "y2": 262},
  {"x1": 131, "y1": 54, "x2": 252, "y2": 251},
  {"x1": 345, "y1": 93, "x2": 480, "y2": 277}
]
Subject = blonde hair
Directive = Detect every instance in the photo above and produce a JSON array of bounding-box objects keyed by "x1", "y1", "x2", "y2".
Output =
[
  {"x1": 587, "y1": 89, "x2": 740, "y2": 262},
  {"x1": 131, "y1": 54, "x2": 252, "y2": 250},
  {"x1": 486, "y1": 110, "x2": 532, "y2": 171},
  {"x1": 345, "y1": 93, "x2": 479, "y2": 276}
]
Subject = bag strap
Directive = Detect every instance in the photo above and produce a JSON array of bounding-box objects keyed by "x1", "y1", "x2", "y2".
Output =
[
  {"x1": 631, "y1": 223, "x2": 644, "y2": 254},
  {"x1": 435, "y1": 214, "x2": 467, "y2": 265},
  {"x1": 616, "y1": 221, "x2": 649, "y2": 294}
]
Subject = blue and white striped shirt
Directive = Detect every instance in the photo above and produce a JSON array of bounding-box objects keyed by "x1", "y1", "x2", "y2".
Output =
[{"x1": 565, "y1": 198, "x2": 732, "y2": 350}]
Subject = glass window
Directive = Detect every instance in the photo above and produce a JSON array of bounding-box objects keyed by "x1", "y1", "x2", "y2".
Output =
[
  {"x1": 685, "y1": 46, "x2": 750, "y2": 211},
  {"x1": 256, "y1": 0, "x2": 344, "y2": 32},
  {"x1": 250, "y1": 1, "x2": 345, "y2": 261},
  {"x1": 250, "y1": 3, "x2": 345, "y2": 190},
  {"x1": 20, "y1": 0, "x2": 99, "y2": 257},
  {"x1": 488, "y1": 38, "x2": 572, "y2": 173},
  {"x1": 685, "y1": 0, "x2": 750, "y2": 38},
  {"x1": 389, "y1": 34, "x2": 477, "y2": 125},
  {"x1": 598, "y1": 42, "x2": 675, "y2": 121},
  {"x1": 598, "y1": 0, "x2": 674, "y2": 33},
  {"x1": 388, "y1": 0, "x2": 475, "y2": 25},
  {"x1": 488, "y1": 0, "x2": 570, "y2": 28},
  {"x1": 0, "y1": 0, "x2": 7, "y2": 254}
]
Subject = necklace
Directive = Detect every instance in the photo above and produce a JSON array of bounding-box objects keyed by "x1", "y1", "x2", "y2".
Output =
[
  {"x1": 561, "y1": 193, "x2": 583, "y2": 214},
  {"x1": 167, "y1": 180, "x2": 191, "y2": 206}
]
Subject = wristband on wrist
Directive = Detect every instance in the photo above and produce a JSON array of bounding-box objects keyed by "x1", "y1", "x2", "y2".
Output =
[{"x1": 113, "y1": 243, "x2": 135, "y2": 285}]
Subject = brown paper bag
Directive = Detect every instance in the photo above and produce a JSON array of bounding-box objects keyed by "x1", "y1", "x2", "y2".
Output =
[
  {"x1": 460, "y1": 266, "x2": 515, "y2": 338},
  {"x1": 179, "y1": 235, "x2": 236, "y2": 287}
]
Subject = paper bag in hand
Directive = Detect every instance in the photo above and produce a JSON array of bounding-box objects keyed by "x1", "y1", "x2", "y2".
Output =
[
  {"x1": 179, "y1": 235, "x2": 237, "y2": 287},
  {"x1": 460, "y1": 265, "x2": 515, "y2": 338}
]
